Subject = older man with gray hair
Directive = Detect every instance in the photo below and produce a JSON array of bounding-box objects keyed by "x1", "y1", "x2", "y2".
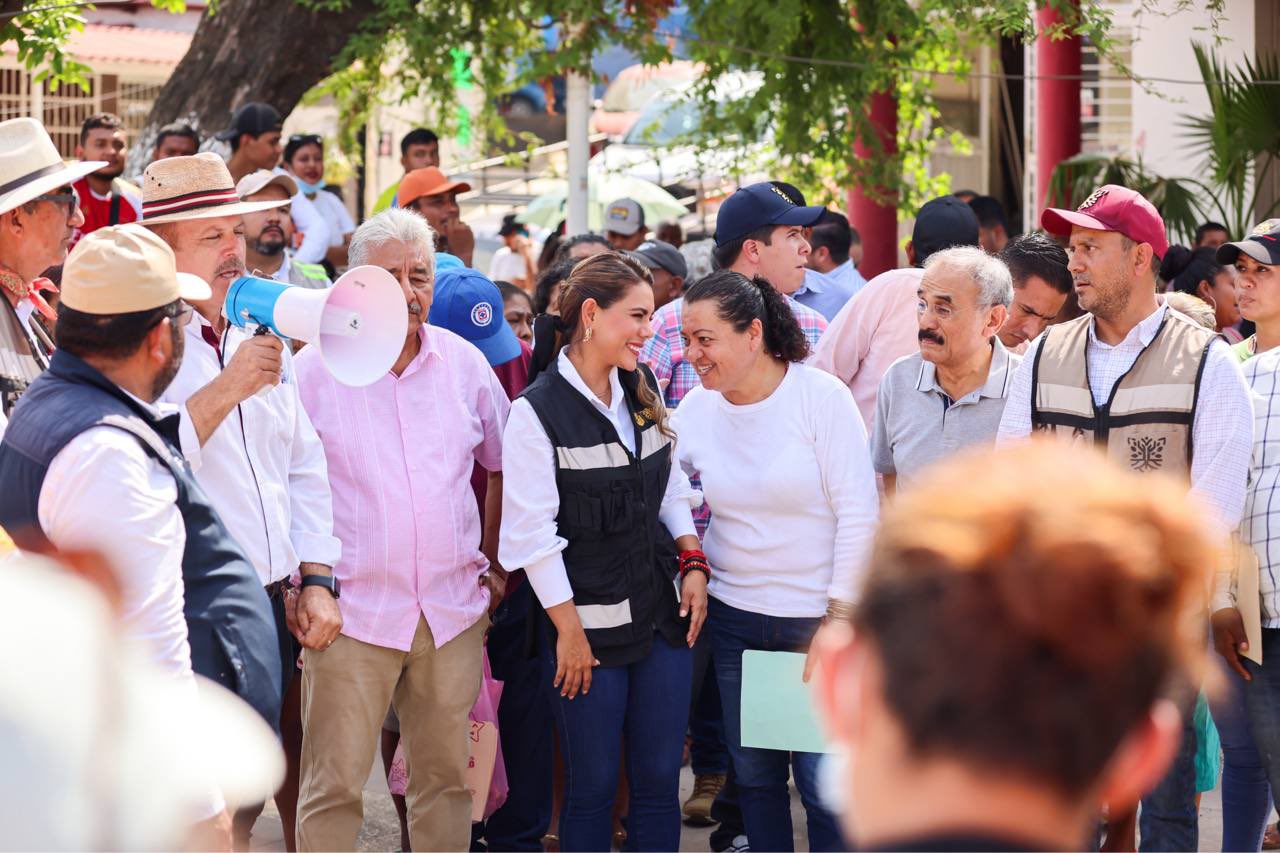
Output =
[
  {"x1": 294, "y1": 208, "x2": 510, "y2": 852},
  {"x1": 871, "y1": 246, "x2": 1017, "y2": 494}
]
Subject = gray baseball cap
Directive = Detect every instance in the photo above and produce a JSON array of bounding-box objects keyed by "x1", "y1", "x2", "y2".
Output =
[
  {"x1": 633, "y1": 240, "x2": 687, "y2": 279},
  {"x1": 605, "y1": 197, "x2": 645, "y2": 236}
]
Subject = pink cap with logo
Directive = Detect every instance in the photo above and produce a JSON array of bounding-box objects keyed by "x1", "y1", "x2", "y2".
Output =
[{"x1": 1041, "y1": 184, "x2": 1169, "y2": 260}]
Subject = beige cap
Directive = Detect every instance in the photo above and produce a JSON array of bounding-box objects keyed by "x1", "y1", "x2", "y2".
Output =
[
  {"x1": 236, "y1": 168, "x2": 298, "y2": 201},
  {"x1": 61, "y1": 224, "x2": 212, "y2": 315}
]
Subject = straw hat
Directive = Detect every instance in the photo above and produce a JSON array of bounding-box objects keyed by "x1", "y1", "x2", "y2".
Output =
[
  {"x1": 140, "y1": 152, "x2": 290, "y2": 225},
  {"x1": 0, "y1": 117, "x2": 105, "y2": 217}
]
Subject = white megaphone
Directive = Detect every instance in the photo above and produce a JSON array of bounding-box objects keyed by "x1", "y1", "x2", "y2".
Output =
[{"x1": 223, "y1": 265, "x2": 408, "y2": 387}]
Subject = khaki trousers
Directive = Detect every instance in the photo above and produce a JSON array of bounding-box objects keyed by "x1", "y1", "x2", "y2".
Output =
[{"x1": 295, "y1": 613, "x2": 486, "y2": 852}]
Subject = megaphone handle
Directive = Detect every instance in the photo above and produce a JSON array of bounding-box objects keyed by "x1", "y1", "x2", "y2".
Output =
[{"x1": 251, "y1": 324, "x2": 279, "y2": 397}]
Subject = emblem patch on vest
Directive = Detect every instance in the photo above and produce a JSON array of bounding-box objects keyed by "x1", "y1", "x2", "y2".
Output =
[{"x1": 1128, "y1": 436, "x2": 1166, "y2": 472}]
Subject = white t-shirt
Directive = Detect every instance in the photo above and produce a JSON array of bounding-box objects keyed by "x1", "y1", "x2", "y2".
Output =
[
  {"x1": 671, "y1": 363, "x2": 879, "y2": 617},
  {"x1": 308, "y1": 189, "x2": 356, "y2": 247},
  {"x1": 489, "y1": 246, "x2": 528, "y2": 284}
]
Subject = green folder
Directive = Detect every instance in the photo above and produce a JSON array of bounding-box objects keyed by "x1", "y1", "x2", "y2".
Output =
[{"x1": 740, "y1": 650, "x2": 835, "y2": 754}]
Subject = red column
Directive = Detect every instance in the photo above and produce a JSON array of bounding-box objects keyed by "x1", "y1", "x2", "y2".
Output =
[
  {"x1": 847, "y1": 89, "x2": 898, "y2": 278},
  {"x1": 1034, "y1": 2, "x2": 1082, "y2": 211}
]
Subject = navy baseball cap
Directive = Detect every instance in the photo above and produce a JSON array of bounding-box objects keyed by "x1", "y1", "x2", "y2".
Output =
[
  {"x1": 429, "y1": 267, "x2": 522, "y2": 367},
  {"x1": 911, "y1": 196, "x2": 980, "y2": 265},
  {"x1": 714, "y1": 182, "x2": 824, "y2": 246}
]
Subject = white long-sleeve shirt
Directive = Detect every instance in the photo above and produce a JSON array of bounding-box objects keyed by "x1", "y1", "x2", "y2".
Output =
[
  {"x1": 499, "y1": 349, "x2": 700, "y2": 608},
  {"x1": 161, "y1": 312, "x2": 340, "y2": 585},
  {"x1": 671, "y1": 363, "x2": 880, "y2": 617},
  {"x1": 997, "y1": 304, "x2": 1253, "y2": 538},
  {"x1": 38, "y1": 405, "x2": 223, "y2": 819}
]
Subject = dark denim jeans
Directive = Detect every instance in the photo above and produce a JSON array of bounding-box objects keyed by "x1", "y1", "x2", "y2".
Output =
[
  {"x1": 542, "y1": 631, "x2": 692, "y2": 852},
  {"x1": 1138, "y1": 691, "x2": 1198, "y2": 852},
  {"x1": 1210, "y1": 644, "x2": 1271, "y2": 852},
  {"x1": 484, "y1": 581, "x2": 554, "y2": 851},
  {"x1": 690, "y1": 630, "x2": 730, "y2": 776},
  {"x1": 708, "y1": 596, "x2": 842, "y2": 853},
  {"x1": 1245, "y1": 630, "x2": 1280, "y2": 850}
]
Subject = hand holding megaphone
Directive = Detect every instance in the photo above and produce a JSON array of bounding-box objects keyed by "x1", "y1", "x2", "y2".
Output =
[{"x1": 221, "y1": 333, "x2": 283, "y2": 403}]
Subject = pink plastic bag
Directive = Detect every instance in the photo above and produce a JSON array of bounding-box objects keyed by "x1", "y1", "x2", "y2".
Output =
[{"x1": 387, "y1": 649, "x2": 509, "y2": 820}]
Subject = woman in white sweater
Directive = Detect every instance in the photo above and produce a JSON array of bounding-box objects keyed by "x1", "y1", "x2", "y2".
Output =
[{"x1": 671, "y1": 269, "x2": 879, "y2": 853}]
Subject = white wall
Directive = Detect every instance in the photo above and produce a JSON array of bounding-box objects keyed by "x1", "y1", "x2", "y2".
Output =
[{"x1": 1128, "y1": 0, "x2": 1254, "y2": 181}]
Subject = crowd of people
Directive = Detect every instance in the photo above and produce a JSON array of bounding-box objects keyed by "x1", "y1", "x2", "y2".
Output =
[{"x1": 0, "y1": 99, "x2": 1277, "y2": 853}]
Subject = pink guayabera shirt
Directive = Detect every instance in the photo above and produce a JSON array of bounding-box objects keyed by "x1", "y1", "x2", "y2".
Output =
[
  {"x1": 811, "y1": 267, "x2": 924, "y2": 429},
  {"x1": 295, "y1": 325, "x2": 510, "y2": 650}
]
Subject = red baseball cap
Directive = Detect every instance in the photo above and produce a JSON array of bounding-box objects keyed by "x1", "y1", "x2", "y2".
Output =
[{"x1": 1041, "y1": 184, "x2": 1169, "y2": 260}]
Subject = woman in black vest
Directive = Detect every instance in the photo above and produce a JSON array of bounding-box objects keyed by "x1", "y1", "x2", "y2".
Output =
[{"x1": 499, "y1": 252, "x2": 709, "y2": 851}]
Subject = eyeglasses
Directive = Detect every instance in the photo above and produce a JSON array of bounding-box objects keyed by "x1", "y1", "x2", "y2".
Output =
[
  {"x1": 916, "y1": 299, "x2": 970, "y2": 321},
  {"x1": 32, "y1": 187, "x2": 79, "y2": 217},
  {"x1": 150, "y1": 301, "x2": 194, "y2": 330}
]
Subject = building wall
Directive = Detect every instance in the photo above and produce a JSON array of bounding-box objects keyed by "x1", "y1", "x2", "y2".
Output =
[{"x1": 1128, "y1": 0, "x2": 1255, "y2": 186}]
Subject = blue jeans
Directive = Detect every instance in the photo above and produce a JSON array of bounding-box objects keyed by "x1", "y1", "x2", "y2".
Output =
[
  {"x1": 708, "y1": 597, "x2": 842, "y2": 852},
  {"x1": 1211, "y1": 644, "x2": 1271, "y2": 852},
  {"x1": 542, "y1": 631, "x2": 692, "y2": 852},
  {"x1": 1138, "y1": 691, "x2": 1199, "y2": 852},
  {"x1": 484, "y1": 581, "x2": 554, "y2": 851},
  {"x1": 1245, "y1": 631, "x2": 1280, "y2": 848},
  {"x1": 690, "y1": 631, "x2": 730, "y2": 776}
]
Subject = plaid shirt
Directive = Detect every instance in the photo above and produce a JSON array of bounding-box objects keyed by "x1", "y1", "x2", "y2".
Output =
[
  {"x1": 640, "y1": 294, "x2": 828, "y2": 535},
  {"x1": 1229, "y1": 349, "x2": 1280, "y2": 624},
  {"x1": 641, "y1": 295, "x2": 828, "y2": 410}
]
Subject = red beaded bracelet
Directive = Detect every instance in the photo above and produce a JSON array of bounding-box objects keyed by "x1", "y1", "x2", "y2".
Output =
[{"x1": 679, "y1": 549, "x2": 712, "y2": 580}]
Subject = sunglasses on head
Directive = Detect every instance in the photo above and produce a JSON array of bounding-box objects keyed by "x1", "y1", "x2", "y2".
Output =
[{"x1": 288, "y1": 134, "x2": 322, "y2": 146}]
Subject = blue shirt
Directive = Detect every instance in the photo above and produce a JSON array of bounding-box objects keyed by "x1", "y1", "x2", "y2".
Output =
[{"x1": 793, "y1": 264, "x2": 865, "y2": 321}]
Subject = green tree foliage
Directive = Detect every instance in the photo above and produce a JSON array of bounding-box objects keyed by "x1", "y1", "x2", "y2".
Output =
[{"x1": 10, "y1": 0, "x2": 1225, "y2": 215}]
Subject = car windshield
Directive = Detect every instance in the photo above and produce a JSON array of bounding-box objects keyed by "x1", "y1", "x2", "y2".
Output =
[
  {"x1": 623, "y1": 98, "x2": 700, "y2": 146},
  {"x1": 602, "y1": 75, "x2": 685, "y2": 113}
]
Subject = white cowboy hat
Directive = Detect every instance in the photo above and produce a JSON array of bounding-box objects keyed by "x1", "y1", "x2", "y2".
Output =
[
  {"x1": 0, "y1": 117, "x2": 105, "y2": 217},
  {"x1": 139, "y1": 152, "x2": 290, "y2": 225}
]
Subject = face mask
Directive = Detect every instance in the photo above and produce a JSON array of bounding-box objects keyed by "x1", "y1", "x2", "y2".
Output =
[{"x1": 294, "y1": 177, "x2": 327, "y2": 195}]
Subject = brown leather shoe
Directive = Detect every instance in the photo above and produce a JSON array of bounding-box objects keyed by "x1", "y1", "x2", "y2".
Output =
[{"x1": 682, "y1": 772, "x2": 727, "y2": 826}]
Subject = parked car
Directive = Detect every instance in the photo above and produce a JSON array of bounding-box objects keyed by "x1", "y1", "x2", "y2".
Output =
[
  {"x1": 590, "y1": 61, "x2": 702, "y2": 139},
  {"x1": 588, "y1": 74, "x2": 769, "y2": 202}
]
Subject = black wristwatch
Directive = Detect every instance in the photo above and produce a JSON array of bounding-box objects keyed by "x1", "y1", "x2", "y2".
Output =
[{"x1": 301, "y1": 574, "x2": 341, "y2": 599}]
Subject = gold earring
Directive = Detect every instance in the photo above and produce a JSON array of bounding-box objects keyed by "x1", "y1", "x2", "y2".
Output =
[{"x1": 584, "y1": 326, "x2": 594, "y2": 343}]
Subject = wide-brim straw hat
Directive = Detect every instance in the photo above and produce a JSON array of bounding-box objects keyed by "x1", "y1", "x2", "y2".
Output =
[
  {"x1": 139, "y1": 152, "x2": 290, "y2": 225},
  {"x1": 0, "y1": 117, "x2": 105, "y2": 217}
]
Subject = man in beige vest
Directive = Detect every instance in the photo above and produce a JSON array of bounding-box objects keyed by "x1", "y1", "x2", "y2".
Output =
[{"x1": 997, "y1": 184, "x2": 1253, "y2": 851}]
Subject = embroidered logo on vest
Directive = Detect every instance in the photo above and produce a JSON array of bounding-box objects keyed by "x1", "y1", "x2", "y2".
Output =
[{"x1": 1128, "y1": 436, "x2": 1166, "y2": 472}]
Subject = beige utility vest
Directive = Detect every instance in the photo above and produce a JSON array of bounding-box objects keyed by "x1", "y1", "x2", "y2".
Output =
[{"x1": 1029, "y1": 310, "x2": 1214, "y2": 478}]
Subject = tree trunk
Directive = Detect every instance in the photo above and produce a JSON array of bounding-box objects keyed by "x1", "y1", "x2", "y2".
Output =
[{"x1": 129, "y1": 0, "x2": 378, "y2": 174}]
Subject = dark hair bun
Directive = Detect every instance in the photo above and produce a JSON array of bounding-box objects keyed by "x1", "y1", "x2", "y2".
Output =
[{"x1": 1160, "y1": 244, "x2": 1194, "y2": 282}]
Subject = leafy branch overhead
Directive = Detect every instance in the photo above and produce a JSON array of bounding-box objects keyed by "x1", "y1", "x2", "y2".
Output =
[
  {"x1": 306, "y1": 0, "x2": 1162, "y2": 213},
  {"x1": 9, "y1": 0, "x2": 1227, "y2": 215}
]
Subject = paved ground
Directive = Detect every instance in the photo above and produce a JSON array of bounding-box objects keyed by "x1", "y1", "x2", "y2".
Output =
[{"x1": 247, "y1": 763, "x2": 1229, "y2": 852}]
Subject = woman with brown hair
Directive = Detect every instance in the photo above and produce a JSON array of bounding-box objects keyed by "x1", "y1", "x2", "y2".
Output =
[
  {"x1": 813, "y1": 443, "x2": 1216, "y2": 851},
  {"x1": 498, "y1": 252, "x2": 709, "y2": 851}
]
